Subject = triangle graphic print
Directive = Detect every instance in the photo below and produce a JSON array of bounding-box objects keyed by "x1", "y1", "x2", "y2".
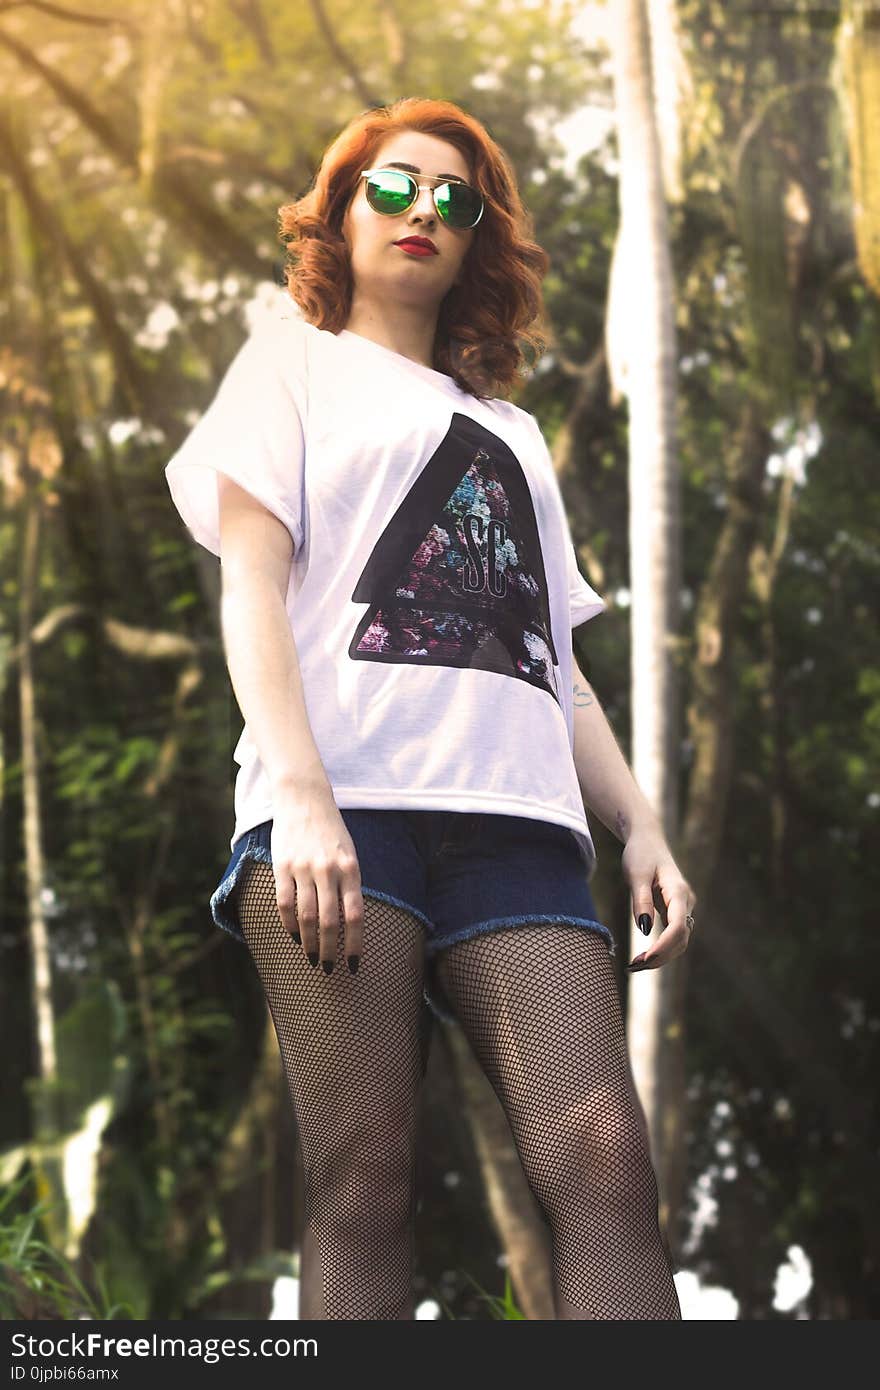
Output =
[{"x1": 348, "y1": 413, "x2": 562, "y2": 703}]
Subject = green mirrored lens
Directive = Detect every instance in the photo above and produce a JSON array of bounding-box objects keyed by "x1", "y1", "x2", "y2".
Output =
[
  {"x1": 434, "y1": 181, "x2": 481, "y2": 228},
  {"x1": 367, "y1": 171, "x2": 414, "y2": 214}
]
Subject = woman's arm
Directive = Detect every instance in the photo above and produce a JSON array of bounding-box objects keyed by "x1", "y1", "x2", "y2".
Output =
[
  {"x1": 571, "y1": 656, "x2": 661, "y2": 845},
  {"x1": 217, "y1": 476, "x2": 366, "y2": 970},
  {"x1": 571, "y1": 654, "x2": 696, "y2": 970},
  {"x1": 218, "y1": 475, "x2": 331, "y2": 800}
]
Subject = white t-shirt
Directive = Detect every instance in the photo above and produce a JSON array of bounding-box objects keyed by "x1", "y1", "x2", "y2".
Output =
[{"x1": 164, "y1": 299, "x2": 606, "y2": 868}]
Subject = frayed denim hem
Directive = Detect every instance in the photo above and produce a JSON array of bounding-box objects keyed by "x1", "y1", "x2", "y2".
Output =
[
  {"x1": 209, "y1": 839, "x2": 274, "y2": 945},
  {"x1": 424, "y1": 913, "x2": 616, "y2": 960},
  {"x1": 360, "y1": 886, "x2": 433, "y2": 932}
]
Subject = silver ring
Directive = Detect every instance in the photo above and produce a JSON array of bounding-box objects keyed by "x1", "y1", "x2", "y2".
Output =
[{"x1": 685, "y1": 913, "x2": 695, "y2": 935}]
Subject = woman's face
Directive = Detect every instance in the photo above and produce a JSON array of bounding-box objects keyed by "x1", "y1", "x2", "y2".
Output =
[{"x1": 342, "y1": 130, "x2": 476, "y2": 312}]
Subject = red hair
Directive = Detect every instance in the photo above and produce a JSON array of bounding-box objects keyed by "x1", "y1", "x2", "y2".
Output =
[{"x1": 277, "y1": 98, "x2": 550, "y2": 401}]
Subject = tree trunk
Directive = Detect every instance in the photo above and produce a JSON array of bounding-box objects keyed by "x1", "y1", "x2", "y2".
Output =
[
  {"x1": 438, "y1": 1022, "x2": 555, "y2": 1320},
  {"x1": 20, "y1": 485, "x2": 56, "y2": 1101},
  {"x1": 607, "y1": 0, "x2": 686, "y2": 1240}
]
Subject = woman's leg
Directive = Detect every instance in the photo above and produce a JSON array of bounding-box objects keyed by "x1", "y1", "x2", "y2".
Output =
[
  {"x1": 434, "y1": 924, "x2": 681, "y2": 1319},
  {"x1": 234, "y1": 857, "x2": 430, "y2": 1320}
]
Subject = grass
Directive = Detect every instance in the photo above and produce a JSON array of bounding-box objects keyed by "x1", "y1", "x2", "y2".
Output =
[
  {"x1": 0, "y1": 1171, "x2": 134, "y2": 1320},
  {"x1": 434, "y1": 1268, "x2": 525, "y2": 1319}
]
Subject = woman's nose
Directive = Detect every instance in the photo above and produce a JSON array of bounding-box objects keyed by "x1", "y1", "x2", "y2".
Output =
[{"x1": 412, "y1": 185, "x2": 437, "y2": 220}]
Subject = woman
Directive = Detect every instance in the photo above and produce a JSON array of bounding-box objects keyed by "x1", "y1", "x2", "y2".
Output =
[{"x1": 165, "y1": 97, "x2": 696, "y2": 1321}]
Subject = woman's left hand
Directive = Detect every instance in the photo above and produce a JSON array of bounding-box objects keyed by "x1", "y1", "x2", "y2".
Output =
[{"x1": 620, "y1": 824, "x2": 697, "y2": 971}]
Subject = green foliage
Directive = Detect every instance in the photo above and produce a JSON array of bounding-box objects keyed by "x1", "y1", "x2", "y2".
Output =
[
  {"x1": 434, "y1": 1268, "x2": 525, "y2": 1320},
  {"x1": 0, "y1": 1173, "x2": 134, "y2": 1320}
]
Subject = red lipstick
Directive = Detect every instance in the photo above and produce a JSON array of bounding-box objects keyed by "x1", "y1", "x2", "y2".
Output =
[{"x1": 394, "y1": 236, "x2": 438, "y2": 256}]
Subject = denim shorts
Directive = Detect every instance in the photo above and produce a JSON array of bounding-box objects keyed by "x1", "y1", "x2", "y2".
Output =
[{"x1": 210, "y1": 808, "x2": 614, "y2": 1026}]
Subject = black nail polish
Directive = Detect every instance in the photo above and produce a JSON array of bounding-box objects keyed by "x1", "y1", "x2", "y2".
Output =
[
  {"x1": 347, "y1": 954, "x2": 360, "y2": 974},
  {"x1": 307, "y1": 951, "x2": 319, "y2": 968},
  {"x1": 322, "y1": 959, "x2": 334, "y2": 975},
  {"x1": 292, "y1": 931, "x2": 301, "y2": 945},
  {"x1": 638, "y1": 914, "x2": 652, "y2": 936}
]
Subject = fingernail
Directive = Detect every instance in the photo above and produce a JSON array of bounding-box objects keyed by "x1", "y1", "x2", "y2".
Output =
[
  {"x1": 638, "y1": 914, "x2": 652, "y2": 936},
  {"x1": 307, "y1": 951, "x2": 319, "y2": 968},
  {"x1": 347, "y1": 954, "x2": 360, "y2": 974},
  {"x1": 322, "y1": 960, "x2": 334, "y2": 975},
  {"x1": 627, "y1": 957, "x2": 648, "y2": 971},
  {"x1": 292, "y1": 931, "x2": 301, "y2": 945}
]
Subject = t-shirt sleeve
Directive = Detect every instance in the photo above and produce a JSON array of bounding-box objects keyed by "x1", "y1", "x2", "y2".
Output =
[
  {"x1": 566, "y1": 530, "x2": 606, "y2": 628},
  {"x1": 164, "y1": 315, "x2": 307, "y2": 559},
  {"x1": 524, "y1": 410, "x2": 606, "y2": 628}
]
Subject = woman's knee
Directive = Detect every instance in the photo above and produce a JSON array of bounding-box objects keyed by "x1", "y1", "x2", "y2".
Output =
[
  {"x1": 517, "y1": 1086, "x2": 656, "y2": 1205},
  {"x1": 306, "y1": 1132, "x2": 417, "y2": 1228}
]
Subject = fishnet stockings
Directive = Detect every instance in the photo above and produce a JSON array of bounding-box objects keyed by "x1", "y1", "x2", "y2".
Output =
[
  {"x1": 235, "y1": 858, "x2": 681, "y2": 1320},
  {"x1": 434, "y1": 925, "x2": 682, "y2": 1319},
  {"x1": 235, "y1": 858, "x2": 427, "y2": 1320}
]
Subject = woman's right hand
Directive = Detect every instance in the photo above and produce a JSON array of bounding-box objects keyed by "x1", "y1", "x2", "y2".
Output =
[{"x1": 270, "y1": 789, "x2": 365, "y2": 974}]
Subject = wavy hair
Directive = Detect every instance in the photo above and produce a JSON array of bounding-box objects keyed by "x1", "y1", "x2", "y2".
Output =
[{"x1": 277, "y1": 98, "x2": 551, "y2": 401}]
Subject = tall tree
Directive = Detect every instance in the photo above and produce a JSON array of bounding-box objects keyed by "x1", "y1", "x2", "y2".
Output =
[{"x1": 607, "y1": 0, "x2": 686, "y2": 1239}]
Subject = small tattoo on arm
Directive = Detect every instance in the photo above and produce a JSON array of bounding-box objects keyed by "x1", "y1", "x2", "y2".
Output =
[{"x1": 573, "y1": 681, "x2": 594, "y2": 707}]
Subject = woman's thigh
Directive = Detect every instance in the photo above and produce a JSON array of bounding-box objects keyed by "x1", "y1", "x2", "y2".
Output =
[{"x1": 233, "y1": 855, "x2": 430, "y2": 1151}]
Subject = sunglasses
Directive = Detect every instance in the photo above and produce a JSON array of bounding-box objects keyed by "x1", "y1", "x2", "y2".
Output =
[{"x1": 359, "y1": 167, "x2": 484, "y2": 231}]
